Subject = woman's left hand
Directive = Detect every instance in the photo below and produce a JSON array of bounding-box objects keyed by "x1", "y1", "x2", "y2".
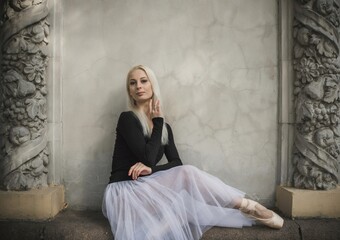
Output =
[
  {"x1": 150, "y1": 99, "x2": 163, "y2": 118},
  {"x1": 128, "y1": 162, "x2": 152, "y2": 180}
]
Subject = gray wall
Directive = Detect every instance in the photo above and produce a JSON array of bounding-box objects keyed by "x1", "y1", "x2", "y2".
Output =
[{"x1": 60, "y1": 0, "x2": 278, "y2": 210}]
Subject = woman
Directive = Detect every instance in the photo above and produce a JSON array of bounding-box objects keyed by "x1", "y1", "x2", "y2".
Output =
[{"x1": 102, "y1": 65, "x2": 284, "y2": 240}]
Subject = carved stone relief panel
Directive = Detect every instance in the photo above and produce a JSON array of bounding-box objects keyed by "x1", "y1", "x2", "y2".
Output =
[
  {"x1": 0, "y1": 0, "x2": 49, "y2": 190},
  {"x1": 293, "y1": 0, "x2": 340, "y2": 190}
]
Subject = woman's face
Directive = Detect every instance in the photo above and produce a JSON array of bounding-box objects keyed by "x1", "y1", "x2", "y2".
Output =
[{"x1": 128, "y1": 69, "x2": 153, "y2": 105}]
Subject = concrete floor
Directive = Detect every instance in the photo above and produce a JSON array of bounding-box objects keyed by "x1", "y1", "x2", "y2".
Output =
[{"x1": 0, "y1": 209, "x2": 339, "y2": 240}]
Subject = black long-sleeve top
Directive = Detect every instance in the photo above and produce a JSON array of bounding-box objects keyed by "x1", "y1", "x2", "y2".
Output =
[{"x1": 109, "y1": 111, "x2": 183, "y2": 183}]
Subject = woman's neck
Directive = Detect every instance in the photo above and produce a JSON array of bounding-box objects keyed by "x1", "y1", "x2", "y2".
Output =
[{"x1": 136, "y1": 100, "x2": 151, "y2": 118}]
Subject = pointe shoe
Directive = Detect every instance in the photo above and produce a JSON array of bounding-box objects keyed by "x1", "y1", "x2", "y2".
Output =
[{"x1": 239, "y1": 199, "x2": 284, "y2": 229}]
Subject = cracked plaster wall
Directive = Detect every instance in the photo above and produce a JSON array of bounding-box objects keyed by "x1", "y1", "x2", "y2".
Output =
[{"x1": 60, "y1": 0, "x2": 279, "y2": 209}]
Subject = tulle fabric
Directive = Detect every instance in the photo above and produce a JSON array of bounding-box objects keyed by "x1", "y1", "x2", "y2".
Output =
[{"x1": 102, "y1": 165, "x2": 254, "y2": 240}]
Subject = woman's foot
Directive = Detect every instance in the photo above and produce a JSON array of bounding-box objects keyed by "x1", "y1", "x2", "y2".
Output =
[{"x1": 239, "y1": 198, "x2": 284, "y2": 229}]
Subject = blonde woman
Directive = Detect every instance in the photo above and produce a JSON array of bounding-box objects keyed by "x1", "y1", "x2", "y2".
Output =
[{"x1": 102, "y1": 65, "x2": 284, "y2": 240}]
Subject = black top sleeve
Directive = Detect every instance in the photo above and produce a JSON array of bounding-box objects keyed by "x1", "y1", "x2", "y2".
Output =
[
  {"x1": 151, "y1": 124, "x2": 183, "y2": 173},
  {"x1": 117, "y1": 112, "x2": 164, "y2": 167}
]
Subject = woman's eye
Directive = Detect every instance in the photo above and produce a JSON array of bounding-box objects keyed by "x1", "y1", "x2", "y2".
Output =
[
  {"x1": 141, "y1": 79, "x2": 148, "y2": 83},
  {"x1": 129, "y1": 81, "x2": 136, "y2": 85}
]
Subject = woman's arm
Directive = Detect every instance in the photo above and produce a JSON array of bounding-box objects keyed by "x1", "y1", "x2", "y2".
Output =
[
  {"x1": 117, "y1": 111, "x2": 163, "y2": 167},
  {"x1": 151, "y1": 124, "x2": 183, "y2": 173}
]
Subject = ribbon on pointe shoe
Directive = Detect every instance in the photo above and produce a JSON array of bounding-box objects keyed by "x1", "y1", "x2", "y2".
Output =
[{"x1": 239, "y1": 199, "x2": 284, "y2": 229}]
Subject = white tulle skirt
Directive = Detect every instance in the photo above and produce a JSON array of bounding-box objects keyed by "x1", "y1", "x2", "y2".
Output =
[{"x1": 102, "y1": 165, "x2": 254, "y2": 240}]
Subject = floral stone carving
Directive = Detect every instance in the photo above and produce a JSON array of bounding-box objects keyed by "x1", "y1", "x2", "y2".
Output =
[
  {"x1": 0, "y1": 0, "x2": 50, "y2": 190},
  {"x1": 292, "y1": 0, "x2": 340, "y2": 190}
]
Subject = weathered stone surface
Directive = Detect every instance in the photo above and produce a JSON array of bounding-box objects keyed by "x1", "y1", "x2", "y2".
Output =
[
  {"x1": 0, "y1": 0, "x2": 50, "y2": 190},
  {"x1": 0, "y1": 210, "x2": 113, "y2": 240},
  {"x1": 0, "y1": 185, "x2": 65, "y2": 220},
  {"x1": 201, "y1": 220, "x2": 300, "y2": 240},
  {"x1": 292, "y1": 0, "x2": 340, "y2": 190},
  {"x1": 277, "y1": 185, "x2": 340, "y2": 218},
  {"x1": 296, "y1": 218, "x2": 340, "y2": 240},
  {"x1": 0, "y1": 210, "x2": 339, "y2": 240}
]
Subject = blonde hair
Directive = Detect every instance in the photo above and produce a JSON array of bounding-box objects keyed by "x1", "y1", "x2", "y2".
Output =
[{"x1": 126, "y1": 65, "x2": 169, "y2": 145}]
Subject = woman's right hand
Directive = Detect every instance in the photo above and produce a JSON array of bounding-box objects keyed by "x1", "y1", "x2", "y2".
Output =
[
  {"x1": 128, "y1": 162, "x2": 152, "y2": 180},
  {"x1": 150, "y1": 99, "x2": 163, "y2": 118}
]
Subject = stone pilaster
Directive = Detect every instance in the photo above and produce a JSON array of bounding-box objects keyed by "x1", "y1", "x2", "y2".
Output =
[
  {"x1": 0, "y1": 0, "x2": 50, "y2": 190},
  {"x1": 0, "y1": 0, "x2": 64, "y2": 220},
  {"x1": 292, "y1": 0, "x2": 340, "y2": 191},
  {"x1": 277, "y1": 0, "x2": 340, "y2": 218}
]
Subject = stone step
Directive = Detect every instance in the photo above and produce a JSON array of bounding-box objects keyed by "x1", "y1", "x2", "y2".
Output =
[{"x1": 0, "y1": 210, "x2": 339, "y2": 240}]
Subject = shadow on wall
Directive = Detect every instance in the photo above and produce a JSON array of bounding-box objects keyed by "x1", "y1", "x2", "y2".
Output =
[{"x1": 66, "y1": 86, "x2": 126, "y2": 210}]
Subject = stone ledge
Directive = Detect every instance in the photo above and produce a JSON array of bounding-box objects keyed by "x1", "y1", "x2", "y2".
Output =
[
  {"x1": 276, "y1": 185, "x2": 340, "y2": 218},
  {"x1": 0, "y1": 185, "x2": 65, "y2": 220},
  {"x1": 0, "y1": 210, "x2": 339, "y2": 240}
]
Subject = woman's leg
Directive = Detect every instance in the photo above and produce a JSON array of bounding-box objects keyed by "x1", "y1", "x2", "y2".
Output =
[
  {"x1": 148, "y1": 165, "x2": 283, "y2": 229},
  {"x1": 145, "y1": 165, "x2": 254, "y2": 229}
]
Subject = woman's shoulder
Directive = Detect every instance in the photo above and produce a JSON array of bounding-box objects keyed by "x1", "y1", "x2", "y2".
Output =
[
  {"x1": 119, "y1": 111, "x2": 137, "y2": 119},
  {"x1": 120, "y1": 111, "x2": 133, "y2": 117},
  {"x1": 117, "y1": 111, "x2": 139, "y2": 125},
  {"x1": 116, "y1": 111, "x2": 143, "y2": 131}
]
